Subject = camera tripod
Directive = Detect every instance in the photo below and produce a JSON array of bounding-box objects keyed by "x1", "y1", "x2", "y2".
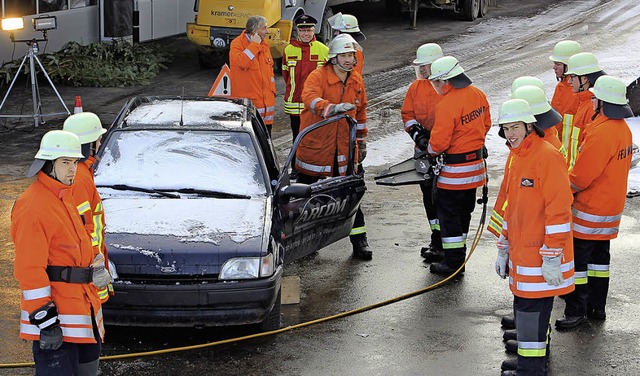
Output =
[{"x1": 0, "y1": 37, "x2": 70, "y2": 128}]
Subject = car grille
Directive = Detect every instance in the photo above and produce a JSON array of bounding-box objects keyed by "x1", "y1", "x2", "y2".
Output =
[{"x1": 115, "y1": 274, "x2": 219, "y2": 285}]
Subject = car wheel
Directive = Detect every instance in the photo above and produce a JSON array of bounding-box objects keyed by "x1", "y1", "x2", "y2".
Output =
[
  {"x1": 259, "y1": 292, "x2": 281, "y2": 332},
  {"x1": 479, "y1": 0, "x2": 488, "y2": 18}
]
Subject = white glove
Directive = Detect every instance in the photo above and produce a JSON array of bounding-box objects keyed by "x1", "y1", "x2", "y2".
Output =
[
  {"x1": 91, "y1": 253, "x2": 112, "y2": 290},
  {"x1": 541, "y1": 255, "x2": 564, "y2": 286},
  {"x1": 324, "y1": 102, "x2": 356, "y2": 118},
  {"x1": 495, "y1": 234, "x2": 509, "y2": 279}
]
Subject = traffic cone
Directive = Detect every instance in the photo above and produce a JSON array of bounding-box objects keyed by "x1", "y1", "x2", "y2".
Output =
[{"x1": 74, "y1": 96, "x2": 83, "y2": 114}]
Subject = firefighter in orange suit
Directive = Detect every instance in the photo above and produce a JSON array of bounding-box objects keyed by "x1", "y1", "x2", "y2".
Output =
[
  {"x1": 296, "y1": 33, "x2": 371, "y2": 260},
  {"x1": 495, "y1": 99, "x2": 575, "y2": 376},
  {"x1": 282, "y1": 14, "x2": 329, "y2": 179},
  {"x1": 549, "y1": 40, "x2": 581, "y2": 153},
  {"x1": 12, "y1": 130, "x2": 109, "y2": 375},
  {"x1": 426, "y1": 55, "x2": 491, "y2": 275},
  {"x1": 230, "y1": 15, "x2": 276, "y2": 134},
  {"x1": 327, "y1": 12, "x2": 366, "y2": 76},
  {"x1": 564, "y1": 52, "x2": 606, "y2": 168},
  {"x1": 556, "y1": 75, "x2": 634, "y2": 330},
  {"x1": 63, "y1": 112, "x2": 114, "y2": 303},
  {"x1": 490, "y1": 85, "x2": 570, "y2": 354},
  {"x1": 401, "y1": 43, "x2": 444, "y2": 261}
]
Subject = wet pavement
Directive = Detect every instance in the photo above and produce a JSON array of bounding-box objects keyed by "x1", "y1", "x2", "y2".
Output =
[{"x1": 2, "y1": 0, "x2": 640, "y2": 375}]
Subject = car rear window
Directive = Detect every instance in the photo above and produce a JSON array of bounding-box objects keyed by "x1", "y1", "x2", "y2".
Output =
[{"x1": 95, "y1": 130, "x2": 267, "y2": 197}]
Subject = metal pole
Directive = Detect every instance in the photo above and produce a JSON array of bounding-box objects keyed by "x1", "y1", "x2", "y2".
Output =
[{"x1": 28, "y1": 43, "x2": 41, "y2": 127}]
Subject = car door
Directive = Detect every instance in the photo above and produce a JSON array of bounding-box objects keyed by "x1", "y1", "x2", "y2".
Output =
[{"x1": 272, "y1": 115, "x2": 367, "y2": 263}]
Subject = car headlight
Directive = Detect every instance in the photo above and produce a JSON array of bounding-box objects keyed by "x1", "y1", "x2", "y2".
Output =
[{"x1": 219, "y1": 254, "x2": 275, "y2": 280}]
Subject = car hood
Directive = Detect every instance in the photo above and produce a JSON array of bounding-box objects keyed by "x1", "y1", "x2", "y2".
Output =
[{"x1": 102, "y1": 197, "x2": 269, "y2": 276}]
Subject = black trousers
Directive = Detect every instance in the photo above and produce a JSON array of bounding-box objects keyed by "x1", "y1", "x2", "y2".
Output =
[
  {"x1": 290, "y1": 115, "x2": 301, "y2": 170},
  {"x1": 514, "y1": 296, "x2": 553, "y2": 376},
  {"x1": 436, "y1": 187, "x2": 477, "y2": 267},
  {"x1": 419, "y1": 179, "x2": 441, "y2": 249},
  {"x1": 563, "y1": 237, "x2": 611, "y2": 317}
]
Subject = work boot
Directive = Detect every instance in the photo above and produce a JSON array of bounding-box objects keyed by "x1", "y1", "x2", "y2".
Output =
[
  {"x1": 501, "y1": 358, "x2": 517, "y2": 371},
  {"x1": 351, "y1": 235, "x2": 373, "y2": 260},
  {"x1": 501, "y1": 371, "x2": 517, "y2": 376},
  {"x1": 587, "y1": 308, "x2": 606, "y2": 320},
  {"x1": 501, "y1": 315, "x2": 516, "y2": 329},
  {"x1": 505, "y1": 339, "x2": 517, "y2": 354},
  {"x1": 429, "y1": 262, "x2": 464, "y2": 275},
  {"x1": 503, "y1": 329, "x2": 517, "y2": 342},
  {"x1": 420, "y1": 245, "x2": 444, "y2": 263},
  {"x1": 555, "y1": 315, "x2": 587, "y2": 330},
  {"x1": 289, "y1": 169, "x2": 299, "y2": 181}
]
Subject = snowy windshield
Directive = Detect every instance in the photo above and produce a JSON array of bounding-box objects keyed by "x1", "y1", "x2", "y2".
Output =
[{"x1": 94, "y1": 129, "x2": 267, "y2": 197}]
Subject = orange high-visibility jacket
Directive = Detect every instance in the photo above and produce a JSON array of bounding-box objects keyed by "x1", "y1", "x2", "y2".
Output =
[
  {"x1": 487, "y1": 129, "x2": 567, "y2": 238},
  {"x1": 353, "y1": 49, "x2": 365, "y2": 76},
  {"x1": 282, "y1": 37, "x2": 329, "y2": 116},
  {"x1": 552, "y1": 77, "x2": 579, "y2": 146},
  {"x1": 567, "y1": 90, "x2": 594, "y2": 169},
  {"x1": 501, "y1": 135, "x2": 575, "y2": 298},
  {"x1": 296, "y1": 64, "x2": 368, "y2": 177},
  {"x1": 570, "y1": 113, "x2": 633, "y2": 240},
  {"x1": 428, "y1": 84, "x2": 491, "y2": 190},
  {"x1": 12, "y1": 172, "x2": 104, "y2": 343},
  {"x1": 230, "y1": 31, "x2": 276, "y2": 125},
  {"x1": 73, "y1": 157, "x2": 112, "y2": 302},
  {"x1": 401, "y1": 79, "x2": 442, "y2": 137}
]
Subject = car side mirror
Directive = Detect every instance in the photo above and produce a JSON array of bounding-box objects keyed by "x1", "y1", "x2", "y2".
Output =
[{"x1": 277, "y1": 183, "x2": 312, "y2": 202}]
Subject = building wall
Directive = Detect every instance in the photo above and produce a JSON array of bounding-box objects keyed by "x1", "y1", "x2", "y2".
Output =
[{"x1": 1, "y1": 1, "x2": 196, "y2": 64}]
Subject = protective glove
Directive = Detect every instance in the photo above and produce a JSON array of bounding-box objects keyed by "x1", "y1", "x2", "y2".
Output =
[
  {"x1": 91, "y1": 253, "x2": 112, "y2": 290},
  {"x1": 407, "y1": 123, "x2": 430, "y2": 151},
  {"x1": 323, "y1": 102, "x2": 356, "y2": 118},
  {"x1": 357, "y1": 140, "x2": 367, "y2": 163},
  {"x1": 541, "y1": 255, "x2": 564, "y2": 286},
  {"x1": 39, "y1": 324, "x2": 63, "y2": 351},
  {"x1": 495, "y1": 234, "x2": 509, "y2": 279}
]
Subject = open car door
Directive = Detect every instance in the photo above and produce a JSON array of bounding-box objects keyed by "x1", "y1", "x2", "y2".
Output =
[{"x1": 272, "y1": 115, "x2": 367, "y2": 263}]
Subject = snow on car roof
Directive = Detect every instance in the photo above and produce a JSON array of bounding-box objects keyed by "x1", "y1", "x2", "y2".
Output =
[{"x1": 124, "y1": 99, "x2": 247, "y2": 127}]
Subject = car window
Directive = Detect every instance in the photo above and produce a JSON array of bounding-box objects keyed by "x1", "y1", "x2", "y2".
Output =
[{"x1": 95, "y1": 130, "x2": 267, "y2": 197}]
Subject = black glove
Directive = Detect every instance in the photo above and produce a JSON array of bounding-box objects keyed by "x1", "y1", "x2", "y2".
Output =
[
  {"x1": 39, "y1": 324, "x2": 63, "y2": 350},
  {"x1": 408, "y1": 123, "x2": 430, "y2": 151}
]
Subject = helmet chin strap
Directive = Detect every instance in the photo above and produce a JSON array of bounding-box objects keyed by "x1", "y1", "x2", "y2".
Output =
[{"x1": 333, "y1": 56, "x2": 357, "y2": 72}]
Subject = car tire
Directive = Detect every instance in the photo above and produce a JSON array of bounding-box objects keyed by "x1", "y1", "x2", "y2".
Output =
[
  {"x1": 479, "y1": 0, "x2": 488, "y2": 18},
  {"x1": 259, "y1": 292, "x2": 281, "y2": 332},
  {"x1": 461, "y1": 0, "x2": 479, "y2": 21}
]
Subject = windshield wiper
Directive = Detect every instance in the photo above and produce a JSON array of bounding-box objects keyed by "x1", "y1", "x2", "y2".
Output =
[
  {"x1": 96, "y1": 184, "x2": 180, "y2": 199},
  {"x1": 171, "y1": 188, "x2": 251, "y2": 199}
]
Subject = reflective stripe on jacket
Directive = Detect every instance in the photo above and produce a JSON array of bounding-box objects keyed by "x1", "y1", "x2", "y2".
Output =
[
  {"x1": 229, "y1": 31, "x2": 276, "y2": 125},
  {"x1": 501, "y1": 135, "x2": 575, "y2": 298},
  {"x1": 11, "y1": 172, "x2": 104, "y2": 343},
  {"x1": 428, "y1": 84, "x2": 491, "y2": 190},
  {"x1": 570, "y1": 114, "x2": 633, "y2": 240},
  {"x1": 567, "y1": 90, "x2": 594, "y2": 169},
  {"x1": 401, "y1": 79, "x2": 442, "y2": 135},
  {"x1": 552, "y1": 77, "x2": 579, "y2": 147},
  {"x1": 282, "y1": 38, "x2": 329, "y2": 115},
  {"x1": 296, "y1": 64, "x2": 367, "y2": 177},
  {"x1": 73, "y1": 158, "x2": 112, "y2": 302}
]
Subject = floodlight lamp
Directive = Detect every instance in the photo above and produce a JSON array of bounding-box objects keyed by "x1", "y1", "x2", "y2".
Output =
[
  {"x1": 1, "y1": 17, "x2": 24, "y2": 31},
  {"x1": 33, "y1": 15, "x2": 57, "y2": 31}
]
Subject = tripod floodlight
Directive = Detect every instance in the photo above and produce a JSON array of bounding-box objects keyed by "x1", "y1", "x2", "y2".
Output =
[{"x1": 0, "y1": 17, "x2": 70, "y2": 128}]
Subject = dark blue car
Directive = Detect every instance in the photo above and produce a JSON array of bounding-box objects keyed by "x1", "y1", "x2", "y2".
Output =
[{"x1": 94, "y1": 96, "x2": 365, "y2": 330}]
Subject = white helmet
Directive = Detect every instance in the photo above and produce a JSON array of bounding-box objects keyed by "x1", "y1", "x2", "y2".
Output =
[
  {"x1": 327, "y1": 33, "x2": 359, "y2": 59},
  {"x1": 590, "y1": 75, "x2": 634, "y2": 119},
  {"x1": 413, "y1": 43, "x2": 443, "y2": 66},
  {"x1": 512, "y1": 85, "x2": 562, "y2": 130},
  {"x1": 511, "y1": 76, "x2": 545, "y2": 96},
  {"x1": 27, "y1": 130, "x2": 84, "y2": 177},
  {"x1": 63, "y1": 112, "x2": 106, "y2": 144},
  {"x1": 498, "y1": 98, "x2": 537, "y2": 125},
  {"x1": 328, "y1": 13, "x2": 360, "y2": 33},
  {"x1": 549, "y1": 40, "x2": 582, "y2": 65},
  {"x1": 428, "y1": 56, "x2": 464, "y2": 81}
]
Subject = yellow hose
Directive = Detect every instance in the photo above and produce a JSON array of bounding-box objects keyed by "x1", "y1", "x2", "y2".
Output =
[{"x1": 1, "y1": 216, "x2": 485, "y2": 369}]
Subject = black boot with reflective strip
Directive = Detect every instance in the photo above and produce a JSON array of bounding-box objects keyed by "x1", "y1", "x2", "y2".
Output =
[
  {"x1": 351, "y1": 234, "x2": 372, "y2": 260},
  {"x1": 501, "y1": 315, "x2": 516, "y2": 329},
  {"x1": 420, "y1": 244, "x2": 444, "y2": 263}
]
